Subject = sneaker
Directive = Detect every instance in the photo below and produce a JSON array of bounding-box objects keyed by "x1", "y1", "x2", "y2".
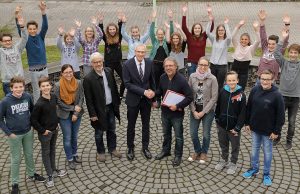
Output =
[
  {"x1": 263, "y1": 175, "x2": 272, "y2": 186},
  {"x1": 285, "y1": 141, "x2": 292, "y2": 150},
  {"x1": 199, "y1": 153, "x2": 207, "y2": 164},
  {"x1": 27, "y1": 173, "x2": 46, "y2": 183},
  {"x1": 226, "y1": 162, "x2": 237, "y2": 175},
  {"x1": 97, "y1": 153, "x2": 106, "y2": 162},
  {"x1": 242, "y1": 168, "x2": 259, "y2": 179},
  {"x1": 11, "y1": 184, "x2": 19, "y2": 194},
  {"x1": 68, "y1": 160, "x2": 76, "y2": 170},
  {"x1": 111, "y1": 150, "x2": 122, "y2": 158},
  {"x1": 53, "y1": 169, "x2": 68, "y2": 177},
  {"x1": 187, "y1": 153, "x2": 201, "y2": 162},
  {"x1": 73, "y1": 156, "x2": 82, "y2": 163},
  {"x1": 45, "y1": 176, "x2": 54, "y2": 188},
  {"x1": 273, "y1": 139, "x2": 280, "y2": 146},
  {"x1": 215, "y1": 159, "x2": 228, "y2": 171}
]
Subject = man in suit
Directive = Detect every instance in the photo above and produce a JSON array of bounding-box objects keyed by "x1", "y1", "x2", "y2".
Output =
[
  {"x1": 123, "y1": 44, "x2": 156, "y2": 161},
  {"x1": 83, "y1": 52, "x2": 122, "y2": 162}
]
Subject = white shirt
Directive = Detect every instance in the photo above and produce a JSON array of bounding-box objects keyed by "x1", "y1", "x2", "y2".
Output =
[{"x1": 134, "y1": 57, "x2": 145, "y2": 77}]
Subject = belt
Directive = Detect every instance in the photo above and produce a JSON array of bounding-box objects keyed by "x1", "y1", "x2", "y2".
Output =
[{"x1": 30, "y1": 66, "x2": 47, "y2": 72}]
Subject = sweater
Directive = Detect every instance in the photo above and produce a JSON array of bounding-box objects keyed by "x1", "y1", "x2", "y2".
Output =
[
  {"x1": 56, "y1": 35, "x2": 81, "y2": 72},
  {"x1": 206, "y1": 22, "x2": 231, "y2": 65},
  {"x1": 0, "y1": 29, "x2": 27, "y2": 82},
  {"x1": 0, "y1": 92, "x2": 33, "y2": 136},
  {"x1": 215, "y1": 85, "x2": 246, "y2": 132},
  {"x1": 16, "y1": 15, "x2": 48, "y2": 69},
  {"x1": 245, "y1": 85, "x2": 285, "y2": 136},
  {"x1": 182, "y1": 16, "x2": 214, "y2": 63},
  {"x1": 30, "y1": 94, "x2": 59, "y2": 134},
  {"x1": 274, "y1": 41, "x2": 300, "y2": 97},
  {"x1": 257, "y1": 25, "x2": 289, "y2": 80},
  {"x1": 156, "y1": 72, "x2": 193, "y2": 118}
]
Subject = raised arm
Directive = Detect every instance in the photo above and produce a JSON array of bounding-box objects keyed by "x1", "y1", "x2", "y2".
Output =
[
  {"x1": 16, "y1": 15, "x2": 28, "y2": 52},
  {"x1": 165, "y1": 22, "x2": 171, "y2": 43},
  {"x1": 15, "y1": 6, "x2": 22, "y2": 37},
  {"x1": 150, "y1": 10, "x2": 157, "y2": 44},
  {"x1": 39, "y1": 1, "x2": 48, "y2": 39},
  {"x1": 224, "y1": 17, "x2": 232, "y2": 45},
  {"x1": 181, "y1": 4, "x2": 191, "y2": 37},
  {"x1": 274, "y1": 29, "x2": 289, "y2": 68},
  {"x1": 98, "y1": 13, "x2": 106, "y2": 42},
  {"x1": 205, "y1": 20, "x2": 214, "y2": 44},
  {"x1": 232, "y1": 20, "x2": 245, "y2": 48},
  {"x1": 281, "y1": 14, "x2": 291, "y2": 54},
  {"x1": 141, "y1": 21, "x2": 151, "y2": 43},
  {"x1": 117, "y1": 11, "x2": 124, "y2": 42},
  {"x1": 91, "y1": 16, "x2": 103, "y2": 44},
  {"x1": 174, "y1": 22, "x2": 187, "y2": 41},
  {"x1": 75, "y1": 19, "x2": 84, "y2": 46},
  {"x1": 56, "y1": 26, "x2": 64, "y2": 50},
  {"x1": 258, "y1": 10, "x2": 268, "y2": 52},
  {"x1": 250, "y1": 21, "x2": 261, "y2": 55}
]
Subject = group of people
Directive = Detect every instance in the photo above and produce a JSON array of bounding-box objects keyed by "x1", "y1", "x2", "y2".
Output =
[{"x1": 0, "y1": 2, "x2": 300, "y2": 193}]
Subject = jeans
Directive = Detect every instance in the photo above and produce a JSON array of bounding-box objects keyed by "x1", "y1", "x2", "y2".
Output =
[
  {"x1": 161, "y1": 113, "x2": 184, "y2": 158},
  {"x1": 8, "y1": 130, "x2": 35, "y2": 184},
  {"x1": 83, "y1": 65, "x2": 92, "y2": 76},
  {"x1": 187, "y1": 63, "x2": 197, "y2": 77},
  {"x1": 251, "y1": 131, "x2": 273, "y2": 176},
  {"x1": 94, "y1": 104, "x2": 117, "y2": 154},
  {"x1": 2, "y1": 82, "x2": 11, "y2": 95},
  {"x1": 60, "y1": 115, "x2": 82, "y2": 161},
  {"x1": 217, "y1": 125, "x2": 241, "y2": 164},
  {"x1": 38, "y1": 130, "x2": 58, "y2": 176},
  {"x1": 281, "y1": 96, "x2": 299, "y2": 142},
  {"x1": 30, "y1": 68, "x2": 49, "y2": 103},
  {"x1": 210, "y1": 64, "x2": 227, "y2": 91},
  {"x1": 189, "y1": 111, "x2": 215, "y2": 154}
]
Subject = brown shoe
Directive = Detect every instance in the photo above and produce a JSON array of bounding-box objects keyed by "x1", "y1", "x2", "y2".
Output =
[
  {"x1": 199, "y1": 153, "x2": 207, "y2": 164},
  {"x1": 187, "y1": 153, "x2": 201, "y2": 162},
  {"x1": 96, "y1": 153, "x2": 106, "y2": 162},
  {"x1": 111, "y1": 150, "x2": 122, "y2": 158}
]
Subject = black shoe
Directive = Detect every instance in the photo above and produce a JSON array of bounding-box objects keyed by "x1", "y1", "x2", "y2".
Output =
[
  {"x1": 73, "y1": 156, "x2": 82, "y2": 163},
  {"x1": 172, "y1": 157, "x2": 182, "y2": 167},
  {"x1": 155, "y1": 151, "x2": 171, "y2": 160},
  {"x1": 127, "y1": 148, "x2": 135, "y2": 161},
  {"x1": 11, "y1": 184, "x2": 19, "y2": 194},
  {"x1": 27, "y1": 173, "x2": 46, "y2": 183},
  {"x1": 142, "y1": 149, "x2": 152, "y2": 159},
  {"x1": 285, "y1": 141, "x2": 292, "y2": 150}
]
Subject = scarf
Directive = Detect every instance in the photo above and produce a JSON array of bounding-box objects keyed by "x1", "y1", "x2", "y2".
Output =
[
  {"x1": 59, "y1": 76, "x2": 78, "y2": 105},
  {"x1": 195, "y1": 68, "x2": 211, "y2": 81}
]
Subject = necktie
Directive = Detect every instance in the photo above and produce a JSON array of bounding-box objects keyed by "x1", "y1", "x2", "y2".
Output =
[{"x1": 139, "y1": 63, "x2": 144, "y2": 80}]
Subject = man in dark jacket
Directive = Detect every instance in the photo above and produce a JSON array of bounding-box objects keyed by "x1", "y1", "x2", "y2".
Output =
[{"x1": 83, "y1": 52, "x2": 122, "y2": 162}]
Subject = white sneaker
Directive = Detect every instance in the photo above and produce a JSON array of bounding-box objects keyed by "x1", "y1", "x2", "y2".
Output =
[
  {"x1": 53, "y1": 169, "x2": 68, "y2": 177},
  {"x1": 215, "y1": 159, "x2": 228, "y2": 171},
  {"x1": 226, "y1": 162, "x2": 237, "y2": 175},
  {"x1": 45, "y1": 176, "x2": 54, "y2": 188}
]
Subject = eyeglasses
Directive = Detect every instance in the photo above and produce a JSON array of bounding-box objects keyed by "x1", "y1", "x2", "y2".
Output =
[
  {"x1": 198, "y1": 64, "x2": 209, "y2": 67},
  {"x1": 92, "y1": 61, "x2": 103, "y2": 64},
  {"x1": 260, "y1": 78, "x2": 273, "y2": 82},
  {"x1": 2, "y1": 39, "x2": 12, "y2": 43}
]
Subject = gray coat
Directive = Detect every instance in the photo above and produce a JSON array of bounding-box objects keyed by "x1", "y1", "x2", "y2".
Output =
[{"x1": 54, "y1": 80, "x2": 84, "y2": 119}]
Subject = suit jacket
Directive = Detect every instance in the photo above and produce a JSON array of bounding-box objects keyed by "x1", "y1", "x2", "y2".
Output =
[
  {"x1": 123, "y1": 57, "x2": 156, "y2": 107},
  {"x1": 83, "y1": 68, "x2": 121, "y2": 131}
]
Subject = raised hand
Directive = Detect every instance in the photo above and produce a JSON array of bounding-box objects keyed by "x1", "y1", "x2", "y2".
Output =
[
  {"x1": 258, "y1": 10, "x2": 267, "y2": 21},
  {"x1": 121, "y1": 14, "x2": 127, "y2": 23},
  {"x1": 206, "y1": 4, "x2": 212, "y2": 15},
  {"x1": 39, "y1": 1, "x2": 47, "y2": 13},
  {"x1": 74, "y1": 19, "x2": 81, "y2": 28},
  {"x1": 152, "y1": 9, "x2": 157, "y2": 19},
  {"x1": 182, "y1": 3, "x2": 188, "y2": 14},
  {"x1": 58, "y1": 26, "x2": 64, "y2": 35},
  {"x1": 164, "y1": 21, "x2": 170, "y2": 29},
  {"x1": 91, "y1": 16, "x2": 98, "y2": 25},
  {"x1": 15, "y1": 6, "x2": 22, "y2": 18},
  {"x1": 238, "y1": 19, "x2": 245, "y2": 28},
  {"x1": 17, "y1": 15, "x2": 25, "y2": 27},
  {"x1": 282, "y1": 14, "x2": 290, "y2": 25},
  {"x1": 97, "y1": 13, "x2": 104, "y2": 23},
  {"x1": 117, "y1": 10, "x2": 124, "y2": 21},
  {"x1": 224, "y1": 17, "x2": 229, "y2": 24},
  {"x1": 253, "y1": 20, "x2": 259, "y2": 31},
  {"x1": 69, "y1": 28, "x2": 76, "y2": 36},
  {"x1": 167, "y1": 9, "x2": 173, "y2": 19},
  {"x1": 281, "y1": 28, "x2": 289, "y2": 40},
  {"x1": 174, "y1": 21, "x2": 181, "y2": 29}
]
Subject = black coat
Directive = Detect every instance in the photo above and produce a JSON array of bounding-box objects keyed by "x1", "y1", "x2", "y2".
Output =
[{"x1": 83, "y1": 68, "x2": 120, "y2": 131}]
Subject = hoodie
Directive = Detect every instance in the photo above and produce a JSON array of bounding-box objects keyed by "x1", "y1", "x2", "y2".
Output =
[
  {"x1": 0, "y1": 92, "x2": 33, "y2": 136},
  {"x1": 245, "y1": 85, "x2": 285, "y2": 136},
  {"x1": 215, "y1": 85, "x2": 246, "y2": 132}
]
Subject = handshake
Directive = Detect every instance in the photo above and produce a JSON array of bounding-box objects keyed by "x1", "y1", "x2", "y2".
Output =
[{"x1": 144, "y1": 89, "x2": 155, "y2": 99}]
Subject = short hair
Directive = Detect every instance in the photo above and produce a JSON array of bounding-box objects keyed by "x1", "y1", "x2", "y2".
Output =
[
  {"x1": 27, "y1": 20, "x2": 38, "y2": 28},
  {"x1": 163, "y1": 56, "x2": 178, "y2": 68},
  {"x1": 38, "y1": 76, "x2": 50, "y2": 87},
  {"x1": 288, "y1": 43, "x2": 300, "y2": 53},
  {"x1": 61, "y1": 64, "x2": 74, "y2": 73},
  {"x1": 134, "y1": 44, "x2": 147, "y2": 51},
  {"x1": 89, "y1": 52, "x2": 104, "y2": 63},
  {"x1": 260, "y1": 69, "x2": 275, "y2": 79},
  {"x1": 226, "y1": 71, "x2": 239, "y2": 80},
  {"x1": 268, "y1": 35, "x2": 279, "y2": 43},
  {"x1": 10, "y1": 76, "x2": 25, "y2": 88},
  {"x1": 0, "y1": 33, "x2": 12, "y2": 41}
]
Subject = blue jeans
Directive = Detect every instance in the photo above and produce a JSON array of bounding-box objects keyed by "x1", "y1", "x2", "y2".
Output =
[
  {"x1": 187, "y1": 63, "x2": 197, "y2": 77},
  {"x1": 251, "y1": 131, "x2": 273, "y2": 176},
  {"x1": 60, "y1": 115, "x2": 82, "y2": 161},
  {"x1": 161, "y1": 113, "x2": 184, "y2": 158},
  {"x1": 95, "y1": 104, "x2": 117, "y2": 154},
  {"x1": 2, "y1": 82, "x2": 11, "y2": 95},
  {"x1": 189, "y1": 111, "x2": 214, "y2": 154}
]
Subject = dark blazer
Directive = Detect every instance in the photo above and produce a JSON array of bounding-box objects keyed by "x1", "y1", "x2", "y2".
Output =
[
  {"x1": 83, "y1": 68, "x2": 121, "y2": 131},
  {"x1": 123, "y1": 57, "x2": 156, "y2": 106}
]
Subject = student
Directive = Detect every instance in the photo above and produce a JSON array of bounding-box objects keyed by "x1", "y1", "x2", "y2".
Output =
[
  {"x1": 215, "y1": 71, "x2": 246, "y2": 174},
  {"x1": 206, "y1": 15, "x2": 232, "y2": 91},
  {"x1": 75, "y1": 17, "x2": 103, "y2": 76},
  {"x1": 31, "y1": 77, "x2": 67, "y2": 188},
  {"x1": 231, "y1": 19, "x2": 260, "y2": 90},
  {"x1": 188, "y1": 57, "x2": 218, "y2": 164},
  {"x1": 121, "y1": 13, "x2": 151, "y2": 60},
  {"x1": 55, "y1": 64, "x2": 85, "y2": 170},
  {"x1": 98, "y1": 12, "x2": 125, "y2": 98},
  {"x1": 0, "y1": 15, "x2": 27, "y2": 95},
  {"x1": 57, "y1": 27, "x2": 81, "y2": 79},
  {"x1": 274, "y1": 29, "x2": 300, "y2": 150},
  {"x1": 182, "y1": 3, "x2": 214, "y2": 77},
  {"x1": 149, "y1": 9, "x2": 174, "y2": 89},
  {"x1": 243, "y1": 69, "x2": 285, "y2": 186},
  {"x1": 0, "y1": 77, "x2": 45, "y2": 194},
  {"x1": 257, "y1": 10, "x2": 290, "y2": 83},
  {"x1": 15, "y1": 2, "x2": 49, "y2": 103}
]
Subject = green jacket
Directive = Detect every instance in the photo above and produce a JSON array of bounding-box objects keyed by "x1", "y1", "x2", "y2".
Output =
[{"x1": 149, "y1": 21, "x2": 174, "y2": 60}]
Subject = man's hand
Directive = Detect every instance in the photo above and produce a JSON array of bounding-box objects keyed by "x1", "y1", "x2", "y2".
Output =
[
  {"x1": 230, "y1": 129, "x2": 239, "y2": 136},
  {"x1": 197, "y1": 111, "x2": 205, "y2": 119},
  {"x1": 193, "y1": 111, "x2": 199, "y2": 119},
  {"x1": 152, "y1": 101, "x2": 160, "y2": 108},
  {"x1": 144, "y1": 89, "x2": 155, "y2": 99},
  {"x1": 90, "y1": 116, "x2": 98, "y2": 122},
  {"x1": 43, "y1": 130, "x2": 50, "y2": 136},
  {"x1": 9, "y1": 133, "x2": 17, "y2": 139},
  {"x1": 244, "y1": 125, "x2": 251, "y2": 135},
  {"x1": 169, "y1": 105, "x2": 177, "y2": 111},
  {"x1": 269, "y1": 133, "x2": 278, "y2": 141}
]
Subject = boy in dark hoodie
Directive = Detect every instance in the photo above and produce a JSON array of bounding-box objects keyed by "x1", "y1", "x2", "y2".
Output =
[
  {"x1": 215, "y1": 71, "x2": 246, "y2": 175},
  {"x1": 0, "y1": 77, "x2": 45, "y2": 194}
]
